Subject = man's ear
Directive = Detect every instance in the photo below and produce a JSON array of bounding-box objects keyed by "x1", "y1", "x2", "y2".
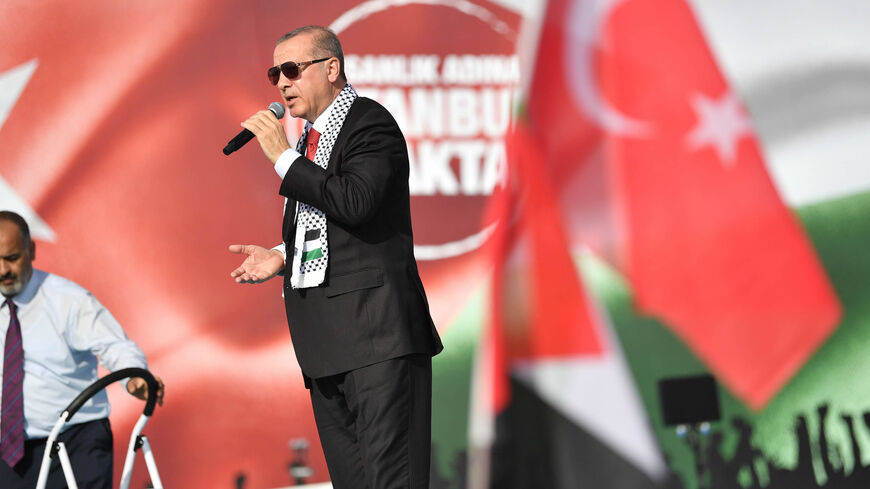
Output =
[
  {"x1": 28, "y1": 240, "x2": 35, "y2": 262},
  {"x1": 327, "y1": 58, "x2": 341, "y2": 83}
]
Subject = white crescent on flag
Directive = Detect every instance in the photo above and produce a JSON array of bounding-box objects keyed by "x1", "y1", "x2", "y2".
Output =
[
  {"x1": 0, "y1": 59, "x2": 55, "y2": 242},
  {"x1": 565, "y1": 0, "x2": 651, "y2": 136}
]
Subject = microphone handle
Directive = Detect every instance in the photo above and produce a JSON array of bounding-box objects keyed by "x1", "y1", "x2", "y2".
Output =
[{"x1": 222, "y1": 129, "x2": 255, "y2": 156}]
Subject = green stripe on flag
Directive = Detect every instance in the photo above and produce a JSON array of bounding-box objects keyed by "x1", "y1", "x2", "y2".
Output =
[{"x1": 302, "y1": 249, "x2": 323, "y2": 262}]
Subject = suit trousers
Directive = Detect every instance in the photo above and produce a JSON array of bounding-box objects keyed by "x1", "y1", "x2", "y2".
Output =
[
  {"x1": 0, "y1": 418, "x2": 114, "y2": 489},
  {"x1": 310, "y1": 354, "x2": 432, "y2": 489}
]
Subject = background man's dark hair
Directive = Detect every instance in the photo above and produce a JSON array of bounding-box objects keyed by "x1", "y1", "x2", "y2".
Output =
[
  {"x1": 0, "y1": 210, "x2": 32, "y2": 247},
  {"x1": 277, "y1": 25, "x2": 346, "y2": 83}
]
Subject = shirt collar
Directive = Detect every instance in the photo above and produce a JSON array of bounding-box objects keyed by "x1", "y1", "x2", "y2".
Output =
[
  {"x1": 308, "y1": 86, "x2": 344, "y2": 135},
  {"x1": 4, "y1": 268, "x2": 47, "y2": 308}
]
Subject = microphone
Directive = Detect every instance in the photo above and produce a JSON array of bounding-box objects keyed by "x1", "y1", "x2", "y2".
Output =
[{"x1": 223, "y1": 102, "x2": 286, "y2": 155}]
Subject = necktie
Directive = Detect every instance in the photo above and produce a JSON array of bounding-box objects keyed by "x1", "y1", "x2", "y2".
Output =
[
  {"x1": 306, "y1": 128, "x2": 320, "y2": 159},
  {"x1": 1, "y1": 299, "x2": 24, "y2": 468},
  {"x1": 283, "y1": 128, "x2": 322, "y2": 243}
]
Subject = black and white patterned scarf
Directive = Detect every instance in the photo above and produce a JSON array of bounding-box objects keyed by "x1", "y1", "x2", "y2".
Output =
[{"x1": 289, "y1": 83, "x2": 358, "y2": 288}]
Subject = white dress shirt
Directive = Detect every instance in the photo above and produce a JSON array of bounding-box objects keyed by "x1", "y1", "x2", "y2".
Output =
[
  {"x1": 273, "y1": 95, "x2": 339, "y2": 179},
  {"x1": 0, "y1": 269, "x2": 147, "y2": 438}
]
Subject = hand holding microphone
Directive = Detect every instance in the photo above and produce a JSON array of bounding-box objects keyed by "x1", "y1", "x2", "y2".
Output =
[{"x1": 223, "y1": 102, "x2": 287, "y2": 160}]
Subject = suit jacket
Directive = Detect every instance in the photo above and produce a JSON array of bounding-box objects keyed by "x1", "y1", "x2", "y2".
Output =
[{"x1": 280, "y1": 96, "x2": 443, "y2": 379}]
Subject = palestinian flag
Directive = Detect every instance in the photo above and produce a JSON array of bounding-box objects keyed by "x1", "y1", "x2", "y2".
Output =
[
  {"x1": 468, "y1": 119, "x2": 670, "y2": 489},
  {"x1": 301, "y1": 228, "x2": 324, "y2": 263}
]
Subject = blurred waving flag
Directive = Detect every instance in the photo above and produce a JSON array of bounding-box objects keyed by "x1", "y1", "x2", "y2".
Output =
[
  {"x1": 469, "y1": 121, "x2": 669, "y2": 488},
  {"x1": 471, "y1": 0, "x2": 841, "y2": 486}
]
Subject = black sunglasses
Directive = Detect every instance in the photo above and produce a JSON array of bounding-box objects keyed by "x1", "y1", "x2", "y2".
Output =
[{"x1": 267, "y1": 57, "x2": 330, "y2": 85}]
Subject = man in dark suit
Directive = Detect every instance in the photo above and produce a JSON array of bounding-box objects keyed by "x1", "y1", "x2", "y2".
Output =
[{"x1": 228, "y1": 25, "x2": 442, "y2": 489}]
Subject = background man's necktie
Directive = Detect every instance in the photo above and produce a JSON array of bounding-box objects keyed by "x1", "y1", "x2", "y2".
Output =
[{"x1": 1, "y1": 299, "x2": 24, "y2": 468}]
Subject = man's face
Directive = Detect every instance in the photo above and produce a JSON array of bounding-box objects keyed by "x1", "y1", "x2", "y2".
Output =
[
  {"x1": 0, "y1": 221, "x2": 34, "y2": 297},
  {"x1": 273, "y1": 33, "x2": 335, "y2": 123}
]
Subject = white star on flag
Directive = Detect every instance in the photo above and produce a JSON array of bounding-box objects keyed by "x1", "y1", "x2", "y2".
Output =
[
  {"x1": 0, "y1": 59, "x2": 56, "y2": 242},
  {"x1": 686, "y1": 90, "x2": 751, "y2": 166}
]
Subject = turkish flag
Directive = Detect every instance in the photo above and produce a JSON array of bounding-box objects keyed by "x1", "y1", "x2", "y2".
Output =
[
  {"x1": 0, "y1": 2, "x2": 329, "y2": 487},
  {"x1": 470, "y1": 0, "x2": 843, "y2": 485},
  {"x1": 524, "y1": 0, "x2": 841, "y2": 409}
]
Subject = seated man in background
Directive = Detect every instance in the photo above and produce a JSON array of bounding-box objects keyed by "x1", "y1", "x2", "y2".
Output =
[{"x1": 0, "y1": 210, "x2": 164, "y2": 489}]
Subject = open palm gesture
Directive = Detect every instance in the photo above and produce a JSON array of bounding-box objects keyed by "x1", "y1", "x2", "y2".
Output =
[{"x1": 228, "y1": 244, "x2": 285, "y2": 283}]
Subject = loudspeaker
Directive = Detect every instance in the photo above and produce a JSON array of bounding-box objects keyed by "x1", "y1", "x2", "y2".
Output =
[{"x1": 657, "y1": 374, "x2": 721, "y2": 426}]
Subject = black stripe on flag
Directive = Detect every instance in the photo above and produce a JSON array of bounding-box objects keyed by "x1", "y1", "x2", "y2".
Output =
[{"x1": 489, "y1": 377, "x2": 677, "y2": 489}]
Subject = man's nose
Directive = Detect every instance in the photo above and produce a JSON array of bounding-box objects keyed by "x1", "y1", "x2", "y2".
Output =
[{"x1": 278, "y1": 73, "x2": 294, "y2": 90}]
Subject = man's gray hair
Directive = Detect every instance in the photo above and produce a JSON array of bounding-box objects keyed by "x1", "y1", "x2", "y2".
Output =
[{"x1": 277, "y1": 26, "x2": 346, "y2": 82}]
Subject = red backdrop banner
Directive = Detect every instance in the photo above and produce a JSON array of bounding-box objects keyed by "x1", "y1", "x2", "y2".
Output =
[{"x1": 0, "y1": 1, "x2": 521, "y2": 487}]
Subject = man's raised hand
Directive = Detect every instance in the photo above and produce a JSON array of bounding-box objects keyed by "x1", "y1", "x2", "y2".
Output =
[{"x1": 240, "y1": 109, "x2": 291, "y2": 163}]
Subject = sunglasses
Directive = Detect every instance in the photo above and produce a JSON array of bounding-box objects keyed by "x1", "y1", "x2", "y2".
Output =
[{"x1": 267, "y1": 57, "x2": 330, "y2": 85}]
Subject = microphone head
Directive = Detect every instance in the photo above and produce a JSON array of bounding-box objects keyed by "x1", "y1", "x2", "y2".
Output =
[{"x1": 268, "y1": 102, "x2": 286, "y2": 120}]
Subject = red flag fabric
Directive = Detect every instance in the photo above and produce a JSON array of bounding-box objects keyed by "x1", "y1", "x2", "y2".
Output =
[
  {"x1": 523, "y1": 0, "x2": 841, "y2": 409},
  {"x1": 471, "y1": 119, "x2": 668, "y2": 488},
  {"x1": 485, "y1": 120, "x2": 604, "y2": 413}
]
